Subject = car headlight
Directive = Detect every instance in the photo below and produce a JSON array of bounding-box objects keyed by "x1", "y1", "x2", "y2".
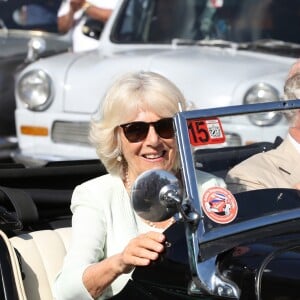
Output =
[
  {"x1": 16, "y1": 70, "x2": 53, "y2": 111},
  {"x1": 244, "y1": 83, "x2": 282, "y2": 126}
]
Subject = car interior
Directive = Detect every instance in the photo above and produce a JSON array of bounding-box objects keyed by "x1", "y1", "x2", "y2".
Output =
[{"x1": 194, "y1": 136, "x2": 283, "y2": 179}]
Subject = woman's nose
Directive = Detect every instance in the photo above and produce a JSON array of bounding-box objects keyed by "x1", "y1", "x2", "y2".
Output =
[{"x1": 145, "y1": 125, "x2": 160, "y2": 144}]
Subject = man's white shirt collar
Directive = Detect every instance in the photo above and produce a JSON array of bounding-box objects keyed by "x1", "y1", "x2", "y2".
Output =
[{"x1": 287, "y1": 133, "x2": 300, "y2": 154}]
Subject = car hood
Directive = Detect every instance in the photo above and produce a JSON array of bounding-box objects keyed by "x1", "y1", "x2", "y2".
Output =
[{"x1": 63, "y1": 47, "x2": 294, "y2": 114}]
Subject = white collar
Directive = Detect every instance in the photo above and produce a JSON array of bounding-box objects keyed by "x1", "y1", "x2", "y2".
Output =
[{"x1": 287, "y1": 133, "x2": 300, "y2": 154}]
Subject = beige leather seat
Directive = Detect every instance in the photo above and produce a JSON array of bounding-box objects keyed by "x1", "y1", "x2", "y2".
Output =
[
  {"x1": 0, "y1": 230, "x2": 27, "y2": 299},
  {"x1": 9, "y1": 227, "x2": 71, "y2": 300}
]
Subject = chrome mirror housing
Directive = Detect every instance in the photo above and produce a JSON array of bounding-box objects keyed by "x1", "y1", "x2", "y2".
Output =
[{"x1": 131, "y1": 169, "x2": 182, "y2": 222}]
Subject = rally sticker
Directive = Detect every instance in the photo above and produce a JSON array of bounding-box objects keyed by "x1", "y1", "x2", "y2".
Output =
[
  {"x1": 187, "y1": 118, "x2": 225, "y2": 147},
  {"x1": 201, "y1": 187, "x2": 238, "y2": 224}
]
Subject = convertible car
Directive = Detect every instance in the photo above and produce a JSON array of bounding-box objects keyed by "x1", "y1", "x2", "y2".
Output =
[{"x1": 0, "y1": 101, "x2": 299, "y2": 300}]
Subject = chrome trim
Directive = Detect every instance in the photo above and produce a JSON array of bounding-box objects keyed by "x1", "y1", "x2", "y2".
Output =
[
  {"x1": 17, "y1": 69, "x2": 53, "y2": 111},
  {"x1": 52, "y1": 121, "x2": 91, "y2": 146}
]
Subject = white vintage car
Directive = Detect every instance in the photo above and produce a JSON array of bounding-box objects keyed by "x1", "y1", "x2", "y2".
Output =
[{"x1": 14, "y1": 0, "x2": 300, "y2": 165}]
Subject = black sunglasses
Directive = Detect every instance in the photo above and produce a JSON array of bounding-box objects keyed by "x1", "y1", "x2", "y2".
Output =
[{"x1": 120, "y1": 118, "x2": 174, "y2": 143}]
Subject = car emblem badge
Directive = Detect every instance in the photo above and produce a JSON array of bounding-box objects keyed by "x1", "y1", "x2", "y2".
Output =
[{"x1": 201, "y1": 187, "x2": 238, "y2": 224}]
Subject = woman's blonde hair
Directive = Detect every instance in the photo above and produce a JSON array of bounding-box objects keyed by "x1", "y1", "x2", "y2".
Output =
[{"x1": 90, "y1": 71, "x2": 191, "y2": 176}]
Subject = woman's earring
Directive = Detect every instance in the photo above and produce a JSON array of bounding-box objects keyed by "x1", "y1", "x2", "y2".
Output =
[{"x1": 117, "y1": 155, "x2": 122, "y2": 162}]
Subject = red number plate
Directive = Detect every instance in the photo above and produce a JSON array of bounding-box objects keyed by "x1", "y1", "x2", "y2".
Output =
[{"x1": 187, "y1": 118, "x2": 226, "y2": 146}]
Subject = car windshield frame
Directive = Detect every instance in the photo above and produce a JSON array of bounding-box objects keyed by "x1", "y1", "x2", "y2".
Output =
[
  {"x1": 172, "y1": 99, "x2": 300, "y2": 296},
  {"x1": 174, "y1": 99, "x2": 300, "y2": 257}
]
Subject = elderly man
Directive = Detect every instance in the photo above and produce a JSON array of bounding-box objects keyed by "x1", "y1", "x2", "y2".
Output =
[{"x1": 225, "y1": 70, "x2": 300, "y2": 194}]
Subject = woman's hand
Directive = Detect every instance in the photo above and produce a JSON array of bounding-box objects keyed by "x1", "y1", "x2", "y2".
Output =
[
  {"x1": 119, "y1": 231, "x2": 166, "y2": 274},
  {"x1": 82, "y1": 232, "x2": 165, "y2": 298}
]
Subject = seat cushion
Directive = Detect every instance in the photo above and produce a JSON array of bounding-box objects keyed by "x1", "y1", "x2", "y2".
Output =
[{"x1": 10, "y1": 227, "x2": 71, "y2": 300}]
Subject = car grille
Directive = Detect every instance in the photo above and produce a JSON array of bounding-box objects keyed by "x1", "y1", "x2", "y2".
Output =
[{"x1": 52, "y1": 121, "x2": 91, "y2": 146}]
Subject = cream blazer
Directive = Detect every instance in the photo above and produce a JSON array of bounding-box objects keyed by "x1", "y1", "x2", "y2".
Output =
[
  {"x1": 226, "y1": 138, "x2": 300, "y2": 194},
  {"x1": 54, "y1": 170, "x2": 225, "y2": 300}
]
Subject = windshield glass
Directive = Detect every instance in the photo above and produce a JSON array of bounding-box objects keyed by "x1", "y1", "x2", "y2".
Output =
[
  {"x1": 113, "y1": 0, "x2": 300, "y2": 45},
  {"x1": 0, "y1": 2, "x2": 60, "y2": 33}
]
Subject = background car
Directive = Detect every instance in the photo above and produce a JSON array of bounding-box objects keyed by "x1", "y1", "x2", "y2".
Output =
[
  {"x1": 14, "y1": 0, "x2": 300, "y2": 166},
  {"x1": 0, "y1": 0, "x2": 71, "y2": 144}
]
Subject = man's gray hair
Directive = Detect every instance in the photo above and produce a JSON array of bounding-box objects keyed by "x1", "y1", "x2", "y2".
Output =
[{"x1": 283, "y1": 72, "x2": 300, "y2": 124}]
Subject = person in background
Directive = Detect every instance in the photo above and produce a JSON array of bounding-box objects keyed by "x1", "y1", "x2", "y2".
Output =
[
  {"x1": 57, "y1": 0, "x2": 117, "y2": 52},
  {"x1": 53, "y1": 71, "x2": 225, "y2": 299},
  {"x1": 225, "y1": 69, "x2": 300, "y2": 194}
]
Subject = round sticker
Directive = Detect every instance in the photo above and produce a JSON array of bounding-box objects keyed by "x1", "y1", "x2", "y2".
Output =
[{"x1": 201, "y1": 187, "x2": 238, "y2": 224}]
